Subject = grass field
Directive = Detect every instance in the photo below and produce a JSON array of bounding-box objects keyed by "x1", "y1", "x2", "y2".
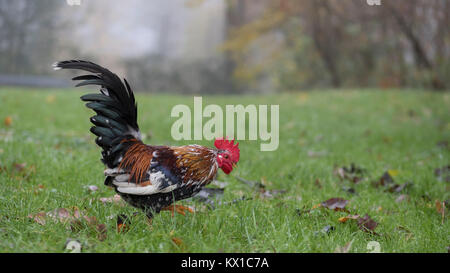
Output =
[{"x1": 0, "y1": 87, "x2": 449, "y2": 253}]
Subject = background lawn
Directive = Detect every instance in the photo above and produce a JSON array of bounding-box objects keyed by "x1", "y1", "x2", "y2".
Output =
[{"x1": 0, "y1": 87, "x2": 449, "y2": 252}]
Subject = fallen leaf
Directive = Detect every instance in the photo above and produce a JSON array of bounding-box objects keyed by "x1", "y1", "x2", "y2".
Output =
[
  {"x1": 86, "y1": 185, "x2": 98, "y2": 192},
  {"x1": 334, "y1": 163, "x2": 366, "y2": 184},
  {"x1": 27, "y1": 212, "x2": 47, "y2": 225},
  {"x1": 387, "y1": 170, "x2": 399, "y2": 177},
  {"x1": 357, "y1": 214, "x2": 378, "y2": 233},
  {"x1": 12, "y1": 163, "x2": 27, "y2": 173},
  {"x1": 29, "y1": 207, "x2": 107, "y2": 240},
  {"x1": 321, "y1": 198, "x2": 349, "y2": 211},
  {"x1": 4, "y1": 116, "x2": 12, "y2": 127},
  {"x1": 314, "y1": 178, "x2": 322, "y2": 189},
  {"x1": 435, "y1": 200, "x2": 447, "y2": 224},
  {"x1": 99, "y1": 194, "x2": 124, "y2": 205},
  {"x1": 321, "y1": 225, "x2": 335, "y2": 234},
  {"x1": 435, "y1": 200, "x2": 444, "y2": 214},
  {"x1": 171, "y1": 237, "x2": 184, "y2": 247},
  {"x1": 434, "y1": 166, "x2": 450, "y2": 183},
  {"x1": 96, "y1": 224, "x2": 107, "y2": 241},
  {"x1": 47, "y1": 208, "x2": 72, "y2": 222},
  {"x1": 192, "y1": 188, "x2": 224, "y2": 209},
  {"x1": 376, "y1": 171, "x2": 395, "y2": 186},
  {"x1": 313, "y1": 225, "x2": 335, "y2": 236},
  {"x1": 338, "y1": 214, "x2": 360, "y2": 223},
  {"x1": 10, "y1": 162, "x2": 36, "y2": 181},
  {"x1": 387, "y1": 182, "x2": 411, "y2": 193},
  {"x1": 259, "y1": 188, "x2": 287, "y2": 199},
  {"x1": 342, "y1": 186, "x2": 356, "y2": 194}
]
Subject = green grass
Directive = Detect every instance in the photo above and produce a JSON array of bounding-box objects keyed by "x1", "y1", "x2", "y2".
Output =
[{"x1": 0, "y1": 87, "x2": 449, "y2": 253}]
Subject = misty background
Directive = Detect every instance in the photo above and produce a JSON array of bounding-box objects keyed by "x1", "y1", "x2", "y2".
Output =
[{"x1": 0, "y1": 0, "x2": 448, "y2": 94}]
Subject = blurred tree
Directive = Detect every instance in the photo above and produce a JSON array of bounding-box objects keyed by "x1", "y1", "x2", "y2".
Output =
[
  {"x1": 222, "y1": 0, "x2": 449, "y2": 91},
  {"x1": 0, "y1": 0, "x2": 64, "y2": 74}
]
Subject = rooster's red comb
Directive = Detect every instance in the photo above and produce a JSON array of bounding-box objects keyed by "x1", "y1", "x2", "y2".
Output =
[{"x1": 214, "y1": 137, "x2": 240, "y2": 163}]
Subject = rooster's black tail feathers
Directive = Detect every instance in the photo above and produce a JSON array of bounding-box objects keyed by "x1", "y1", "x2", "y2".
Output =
[{"x1": 54, "y1": 60, "x2": 141, "y2": 169}]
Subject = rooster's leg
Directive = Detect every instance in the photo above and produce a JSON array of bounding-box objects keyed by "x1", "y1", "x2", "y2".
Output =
[{"x1": 161, "y1": 204, "x2": 194, "y2": 216}]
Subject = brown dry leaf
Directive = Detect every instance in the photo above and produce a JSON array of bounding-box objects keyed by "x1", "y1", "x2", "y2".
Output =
[
  {"x1": 338, "y1": 214, "x2": 360, "y2": 223},
  {"x1": 357, "y1": 214, "x2": 378, "y2": 233},
  {"x1": 435, "y1": 200, "x2": 444, "y2": 214},
  {"x1": 47, "y1": 208, "x2": 72, "y2": 222},
  {"x1": 86, "y1": 185, "x2": 98, "y2": 192},
  {"x1": 82, "y1": 215, "x2": 99, "y2": 226},
  {"x1": 334, "y1": 164, "x2": 366, "y2": 184},
  {"x1": 96, "y1": 224, "x2": 107, "y2": 241},
  {"x1": 99, "y1": 194, "x2": 124, "y2": 205},
  {"x1": 373, "y1": 171, "x2": 395, "y2": 187},
  {"x1": 10, "y1": 162, "x2": 36, "y2": 181},
  {"x1": 70, "y1": 214, "x2": 107, "y2": 241},
  {"x1": 4, "y1": 116, "x2": 12, "y2": 127},
  {"x1": 334, "y1": 240, "x2": 353, "y2": 253},
  {"x1": 259, "y1": 188, "x2": 287, "y2": 199},
  {"x1": 29, "y1": 207, "x2": 107, "y2": 240},
  {"x1": 171, "y1": 237, "x2": 184, "y2": 247},
  {"x1": 314, "y1": 178, "x2": 322, "y2": 189},
  {"x1": 434, "y1": 166, "x2": 450, "y2": 182},
  {"x1": 338, "y1": 213, "x2": 379, "y2": 234},
  {"x1": 387, "y1": 182, "x2": 411, "y2": 193},
  {"x1": 435, "y1": 200, "x2": 446, "y2": 224},
  {"x1": 33, "y1": 184, "x2": 45, "y2": 195},
  {"x1": 321, "y1": 198, "x2": 349, "y2": 212},
  {"x1": 27, "y1": 212, "x2": 47, "y2": 225},
  {"x1": 12, "y1": 163, "x2": 27, "y2": 173}
]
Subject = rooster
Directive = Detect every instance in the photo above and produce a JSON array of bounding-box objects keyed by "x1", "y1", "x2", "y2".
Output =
[{"x1": 54, "y1": 60, "x2": 240, "y2": 218}]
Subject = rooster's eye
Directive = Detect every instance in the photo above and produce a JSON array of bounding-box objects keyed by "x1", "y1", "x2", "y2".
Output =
[{"x1": 224, "y1": 155, "x2": 229, "y2": 159}]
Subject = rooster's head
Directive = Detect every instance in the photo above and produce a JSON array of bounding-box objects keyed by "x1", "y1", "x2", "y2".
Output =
[{"x1": 214, "y1": 137, "x2": 240, "y2": 174}]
